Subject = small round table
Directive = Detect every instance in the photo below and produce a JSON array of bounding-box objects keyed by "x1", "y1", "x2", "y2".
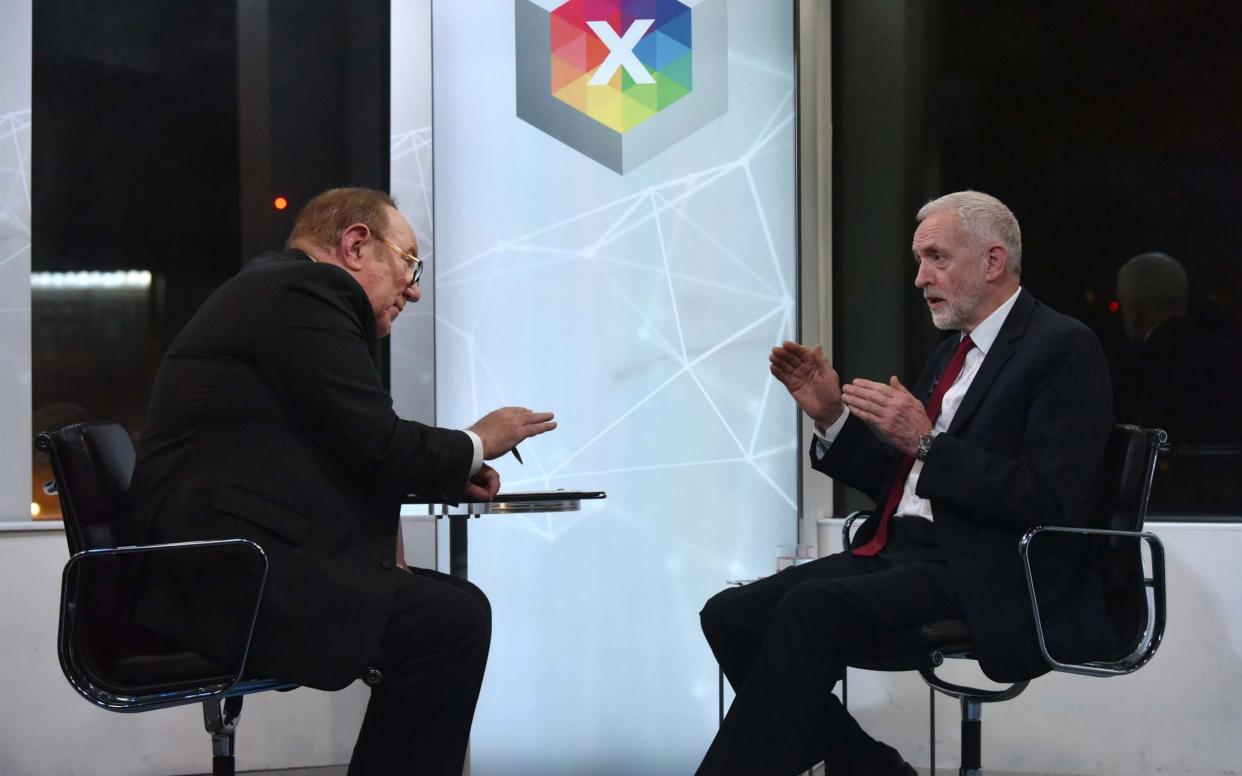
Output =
[{"x1": 405, "y1": 490, "x2": 606, "y2": 579}]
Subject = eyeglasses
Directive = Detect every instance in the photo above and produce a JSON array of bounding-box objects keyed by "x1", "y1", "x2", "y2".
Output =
[{"x1": 376, "y1": 236, "x2": 423, "y2": 287}]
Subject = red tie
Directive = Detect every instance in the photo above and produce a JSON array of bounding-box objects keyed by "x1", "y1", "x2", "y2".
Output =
[{"x1": 852, "y1": 335, "x2": 976, "y2": 557}]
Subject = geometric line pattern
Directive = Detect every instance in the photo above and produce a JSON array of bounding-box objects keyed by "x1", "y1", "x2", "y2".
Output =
[
  {"x1": 0, "y1": 109, "x2": 32, "y2": 268},
  {"x1": 429, "y1": 6, "x2": 798, "y2": 767},
  {"x1": 437, "y1": 87, "x2": 798, "y2": 545},
  {"x1": 2, "y1": 108, "x2": 32, "y2": 524},
  {"x1": 389, "y1": 126, "x2": 438, "y2": 426}
]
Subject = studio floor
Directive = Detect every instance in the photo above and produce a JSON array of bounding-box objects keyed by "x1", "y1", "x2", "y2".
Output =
[{"x1": 225, "y1": 768, "x2": 1085, "y2": 776}]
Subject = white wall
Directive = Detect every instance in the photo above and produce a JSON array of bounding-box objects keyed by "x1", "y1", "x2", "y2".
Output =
[{"x1": 820, "y1": 519, "x2": 1242, "y2": 776}]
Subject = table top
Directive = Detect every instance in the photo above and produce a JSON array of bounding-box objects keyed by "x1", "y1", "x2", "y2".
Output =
[{"x1": 405, "y1": 489, "x2": 606, "y2": 516}]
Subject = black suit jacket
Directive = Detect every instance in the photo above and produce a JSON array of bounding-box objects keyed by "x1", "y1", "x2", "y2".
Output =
[
  {"x1": 814, "y1": 289, "x2": 1116, "y2": 682},
  {"x1": 125, "y1": 250, "x2": 474, "y2": 690}
]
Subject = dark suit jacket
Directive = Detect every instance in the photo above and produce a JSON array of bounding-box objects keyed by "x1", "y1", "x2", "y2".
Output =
[
  {"x1": 125, "y1": 249, "x2": 474, "y2": 690},
  {"x1": 814, "y1": 289, "x2": 1116, "y2": 682}
]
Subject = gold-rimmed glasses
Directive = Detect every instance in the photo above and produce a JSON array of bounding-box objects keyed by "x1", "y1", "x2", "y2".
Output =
[{"x1": 377, "y1": 236, "x2": 423, "y2": 287}]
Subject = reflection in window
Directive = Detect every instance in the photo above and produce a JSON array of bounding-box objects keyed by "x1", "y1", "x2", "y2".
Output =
[
  {"x1": 31, "y1": 272, "x2": 163, "y2": 520},
  {"x1": 833, "y1": 0, "x2": 1242, "y2": 518},
  {"x1": 31, "y1": 1, "x2": 240, "y2": 520}
]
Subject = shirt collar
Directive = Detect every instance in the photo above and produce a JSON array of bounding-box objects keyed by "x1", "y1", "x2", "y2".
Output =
[{"x1": 963, "y1": 286, "x2": 1022, "y2": 355}]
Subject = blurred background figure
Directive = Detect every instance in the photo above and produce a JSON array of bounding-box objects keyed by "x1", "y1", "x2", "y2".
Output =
[{"x1": 1112, "y1": 251, "x2": 1242, "y2": 514}]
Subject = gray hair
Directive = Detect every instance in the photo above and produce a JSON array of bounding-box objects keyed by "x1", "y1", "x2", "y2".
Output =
[
  {"x1": 917, "y1": 191, "x2": 1023, "y2": 277},
  {"x1": 1117, "y1": 252, "x2": 1188, "y2": 316}
]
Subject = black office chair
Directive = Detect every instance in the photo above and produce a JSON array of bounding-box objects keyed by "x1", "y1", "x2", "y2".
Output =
[
  {"x1": 839, "y1": 424, "x2": 1168, "y2": 776},
  {"x1": 37, "y1": 421, "x2": 299, "y2": 776}
]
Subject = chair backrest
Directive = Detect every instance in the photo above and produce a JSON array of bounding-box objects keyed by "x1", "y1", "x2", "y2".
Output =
[
  {"x1": 1098, "y1": 424, "x2": 1166, "y2": 533},
  {"x1": 36, "y1": 421, "x2": 136, "y2": 555},
  {"x1": 1096, "y1": 424, "x2": 1166, "y2": 654}
]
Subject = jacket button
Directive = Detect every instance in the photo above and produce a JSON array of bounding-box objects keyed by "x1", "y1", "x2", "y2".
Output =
[{"x1": 381, "y1": 560, "x2": 394, "y2": 569}]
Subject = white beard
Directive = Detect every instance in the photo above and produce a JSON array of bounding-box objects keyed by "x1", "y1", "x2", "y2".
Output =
[{"x1": 929, "y1": 276, "x2": 988, "y2": 331}]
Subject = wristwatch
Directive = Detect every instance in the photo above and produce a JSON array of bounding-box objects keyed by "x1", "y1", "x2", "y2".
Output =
[{"x1": 915, "y1": 431, "x2": 937, "y2": 461}]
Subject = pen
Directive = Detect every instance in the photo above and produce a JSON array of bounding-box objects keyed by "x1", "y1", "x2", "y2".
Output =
[{"x1": 511, "y1": 445, "x2": 524, "y2": 464}]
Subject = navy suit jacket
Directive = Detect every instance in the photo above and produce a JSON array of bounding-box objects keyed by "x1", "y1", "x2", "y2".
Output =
[
  {"x1": 126, "y1": 250, "x2": 474, "y2": 690},
  {"x1": 814, "y1": 289, "x2": 1116, "y2": 682}
]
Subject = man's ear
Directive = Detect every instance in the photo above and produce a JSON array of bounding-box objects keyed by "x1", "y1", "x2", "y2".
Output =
[
  {"x1": 338, "y1": 223, "x2": 371, "y2": 271},
  {"x1": 983, "y1": 245, "x2": 1009, "y2": 281}
]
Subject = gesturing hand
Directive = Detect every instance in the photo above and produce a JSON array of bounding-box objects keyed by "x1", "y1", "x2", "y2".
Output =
[
  {"x1": 462, "y1": 463, "x2": 501, "y2": 502},
  {"x1": 468, "y1": 406, "x2": 557, "y2": 459},
  {"x1": 769, "y1": 341, "x2": 845, "y2": 429},
  {"x1": 841, "y1": 376, "x2": 932, "y2": 456}
]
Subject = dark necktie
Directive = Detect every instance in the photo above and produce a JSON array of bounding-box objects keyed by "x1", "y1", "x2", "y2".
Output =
[{"x1": 852, "y1": 334, "x2": 976, "y2": 557}]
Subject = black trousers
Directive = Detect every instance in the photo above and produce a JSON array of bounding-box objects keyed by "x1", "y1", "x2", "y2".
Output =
[
  {"x1": 697, "y1": 517, "x2": 961, "y2": 776},
  {"x1": 347, "y1": 566, "x2": 492, "y2": 776}
]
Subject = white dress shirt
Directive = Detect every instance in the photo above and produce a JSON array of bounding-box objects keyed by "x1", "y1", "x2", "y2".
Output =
[{"x1": 814, "y1": 287, "x2": 1022, "y2": 521}]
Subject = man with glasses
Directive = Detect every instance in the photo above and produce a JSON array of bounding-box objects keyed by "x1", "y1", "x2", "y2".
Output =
[{"x1": 125, "y1": 187, "x2": 553, "y2": 774}]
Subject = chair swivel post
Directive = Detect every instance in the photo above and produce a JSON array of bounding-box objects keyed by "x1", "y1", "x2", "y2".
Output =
[
  {"x1": 959, "y1": 696, "x2": 982, "y2": 776},
  {"x1": 204, "y1": 695, "x2": 244, "y2": 776}
]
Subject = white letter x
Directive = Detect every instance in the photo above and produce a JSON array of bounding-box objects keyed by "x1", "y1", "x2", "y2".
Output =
[{"x1": 587, "y1": 19, "x2": 656, "y2": 86}]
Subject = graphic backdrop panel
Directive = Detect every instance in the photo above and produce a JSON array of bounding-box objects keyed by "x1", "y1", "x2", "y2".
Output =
[{"x1": 431, "y1": 1, "x2": 796, "y2": 771}]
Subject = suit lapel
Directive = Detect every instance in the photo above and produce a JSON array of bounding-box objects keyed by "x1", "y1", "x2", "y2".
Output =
[{"x1": 946, "y1": 290, "x2": 1035, "y2": 435}]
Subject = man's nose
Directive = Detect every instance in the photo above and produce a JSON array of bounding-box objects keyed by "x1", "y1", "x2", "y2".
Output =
[
  {"x1": 914, "y1": 261, "x2": 931, "y2": 288},
  {"x1": 405, "y1": 284, "x2": 421, "y2": 303}
]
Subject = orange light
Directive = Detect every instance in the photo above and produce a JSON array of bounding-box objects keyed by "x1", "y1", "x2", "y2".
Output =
[
  {"x1": 1108, "y1": 301, "x2": 1120, "y2": 313},
  {"x1": 273, "y1": 196, "x2": 288, "y2": 211}
]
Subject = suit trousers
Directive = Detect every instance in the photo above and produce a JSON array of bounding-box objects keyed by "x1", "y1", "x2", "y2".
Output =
[
  {"x1": 347, "y1": 566, "x2": 492, "y2": 776},
  {"x1": 697, "y1": 517, "x2": 961, "y2": 776}
]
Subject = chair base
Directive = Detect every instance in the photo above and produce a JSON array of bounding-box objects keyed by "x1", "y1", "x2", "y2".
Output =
[
  {"x1": 921, "y1": 669, "x2": 1027, "y2": 776},
  {"x1": 841, "y1": 665, "x2": 1027, "y2": 775}
]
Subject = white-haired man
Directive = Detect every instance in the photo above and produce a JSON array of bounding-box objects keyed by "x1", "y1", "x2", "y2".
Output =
[{"x1": 698, "y1": 191, "x2": 1116, "y2": 775}]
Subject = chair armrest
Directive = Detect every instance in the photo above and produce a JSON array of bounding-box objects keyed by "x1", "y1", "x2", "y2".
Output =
[
  {"x1": 1019, "y1": 525, "x2": 1167, "y2": 677},
  {"x1": 59, "y1": 538, "x2": 271, "y2": 712},
  {"x1": 840, "y1": 511, "x2": 871, "y2": 551}
]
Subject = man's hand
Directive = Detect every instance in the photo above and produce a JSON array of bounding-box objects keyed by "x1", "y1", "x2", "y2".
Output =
[
  {"x1": 462, "y1": 463, "x2": 501, "y2": 502},
  {"x1": 468, "y1": 407, "x2": 557, "y2": 459},
  {"x1": 841, "y1": 376, "x2": 932, "y2": 456},
  {"x1": 769, "y1": 341, "x2": 845, "y2": 429}
]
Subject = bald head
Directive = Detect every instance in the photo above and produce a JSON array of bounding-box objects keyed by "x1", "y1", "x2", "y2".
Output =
[
  {"x1": 287, "y1": 187, "x2": 397, "y2": 255},
  {"x1": 286, "y1": 187, "x2": 421, "y2": 337}
]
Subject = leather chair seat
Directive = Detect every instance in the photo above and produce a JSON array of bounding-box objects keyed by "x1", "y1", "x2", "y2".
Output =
[{"x1": 847, "y1": 619, "x2": 974, "y2": 672}]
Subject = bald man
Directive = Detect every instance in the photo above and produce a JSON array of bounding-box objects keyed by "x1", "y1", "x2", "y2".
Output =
[{"x1": 126, "y1": 188, "x2": 554, "y2": 774}]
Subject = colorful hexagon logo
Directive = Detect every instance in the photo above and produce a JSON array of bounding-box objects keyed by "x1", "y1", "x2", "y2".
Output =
[
  {"x1": 516, "y1": 0, "x2": 729, "y2": 174},
  {"x1": 550, "y1": 0, "x2": 693, "y2": 133}
]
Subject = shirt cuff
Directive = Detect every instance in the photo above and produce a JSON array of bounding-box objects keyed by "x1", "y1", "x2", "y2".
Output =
[
  {"x1": 812, "y1": 407, "x2": 850, "y2": 459},
  {"x1": 463, "y1": 430, "x2": 483, "y2": 476}
]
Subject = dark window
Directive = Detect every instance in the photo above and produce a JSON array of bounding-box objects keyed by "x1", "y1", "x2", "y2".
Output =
[
  {"x1": 31, "y1": 0, "x2": 390, "y2": 520},
  {"x1": 833, "y1": 0, "x2": 1242, "y2": 519}
]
